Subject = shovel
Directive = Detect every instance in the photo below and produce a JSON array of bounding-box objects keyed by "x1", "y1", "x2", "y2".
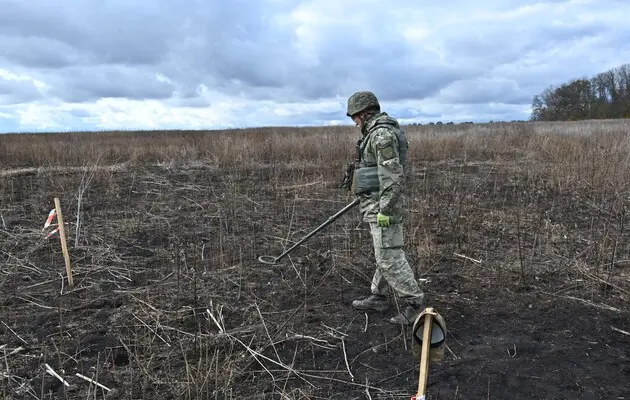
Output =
[{"x1": 258, "y1": 198, "x2": 360, "y2": 265}]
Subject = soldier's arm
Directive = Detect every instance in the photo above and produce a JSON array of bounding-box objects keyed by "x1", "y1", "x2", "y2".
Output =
[{"x1": 371, "y1": 128, "x2": 404, "y2": 216}]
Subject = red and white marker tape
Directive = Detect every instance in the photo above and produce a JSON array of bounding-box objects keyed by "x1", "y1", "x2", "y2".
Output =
[
  {"x1": 47, "y1": 227, "x2": 60, "y2": 238},
  {"x1": 43, "y1": 209, "x2": 57, "y2": 230}
]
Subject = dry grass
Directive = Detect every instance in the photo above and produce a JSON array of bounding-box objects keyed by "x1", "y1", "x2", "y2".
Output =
[{"x1": 2, "y1": 119, "x2": 630, "y2": 189}]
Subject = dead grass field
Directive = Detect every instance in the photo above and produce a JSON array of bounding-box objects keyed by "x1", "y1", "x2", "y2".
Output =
[{"x1": 1, "y1": 119, "x2": 630, "y2": 399}]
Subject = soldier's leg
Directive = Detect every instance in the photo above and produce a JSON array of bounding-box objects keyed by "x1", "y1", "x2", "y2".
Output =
[
  {"x1": 374, "y1": 223, "x2": 425, "y2": 324},
  {"x1": 369, "y1": 222, "x2": 389, "y2": 296},
  {"x1": 376, "y1": 223, "x2": 424, "y2": 300},
  {"x1": 351, "y1": 222, "x2": 389, "y2": 312}
]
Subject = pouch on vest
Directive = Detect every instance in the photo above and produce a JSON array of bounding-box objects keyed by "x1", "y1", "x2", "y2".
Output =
[{"x1": 353, "y1": 166, "x2": 379, "y2": 195}]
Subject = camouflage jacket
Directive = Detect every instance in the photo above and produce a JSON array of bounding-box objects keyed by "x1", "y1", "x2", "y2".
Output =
[{"x1": 357, "y1": 112, "x2": 408, "y2": 223}]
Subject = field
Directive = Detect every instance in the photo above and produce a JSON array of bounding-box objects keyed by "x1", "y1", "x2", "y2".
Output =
[{"x1": 1, "y1": 120, "x2": 630, "y2": 399}]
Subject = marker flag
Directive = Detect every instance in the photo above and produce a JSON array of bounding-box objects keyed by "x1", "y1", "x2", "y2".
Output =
[
  {"x1": 43, "y1": 209, "x2": 57, "y2": 230},
  {"x1": 47, "y1": 227, "x2": 60, "y2": 238}
]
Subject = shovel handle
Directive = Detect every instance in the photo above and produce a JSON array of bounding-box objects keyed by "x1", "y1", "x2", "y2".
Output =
[{"x1": 416, "y1": 312, "x2": 434, "y2": 396}]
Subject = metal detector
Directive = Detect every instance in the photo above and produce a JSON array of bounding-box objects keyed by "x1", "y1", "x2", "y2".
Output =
[{"x1": 258, "y1": 198, "x2": 360, "y2": 265}]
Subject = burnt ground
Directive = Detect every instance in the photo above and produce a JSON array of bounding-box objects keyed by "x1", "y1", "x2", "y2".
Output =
[{"x1": 1, "y1": 160, "x2": 629, "y2": 399}]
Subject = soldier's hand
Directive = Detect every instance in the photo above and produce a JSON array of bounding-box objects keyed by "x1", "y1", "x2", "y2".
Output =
[{"x1": 377, "y1": 213, "x2": 391, "y2": 227}]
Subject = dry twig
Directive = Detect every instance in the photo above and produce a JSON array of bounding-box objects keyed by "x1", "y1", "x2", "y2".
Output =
[
  {"x1": 1, "y1": 321, "x2": 28, "y2": 345},
  {"x1": 611, "y1": 325, "x2": 630, "y2": 337},
  {"x1": 75, "y1": 373, "x2": 112, "y2": 392},
  {"x1": 454, "y1": 252, "x2": 482, "y2": 265},
  {"x1": 44, "y1": 363, "x2": 70, "y2": 387},
  {"x1": 541, "y1": 292, "x2": 622, "y2": 313},
  {"x1": 341, "y1": 338, "x2": 354, "y2": 381}
]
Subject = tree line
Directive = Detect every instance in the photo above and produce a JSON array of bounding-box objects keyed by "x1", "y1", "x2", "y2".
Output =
[{"x1": 530, "y1": 63, "x2": 630, "y2": 121}]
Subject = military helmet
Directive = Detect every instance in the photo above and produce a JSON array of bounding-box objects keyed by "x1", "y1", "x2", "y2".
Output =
[{"x1": 346, "y1": 91, "x2": 380, "y2": 117}]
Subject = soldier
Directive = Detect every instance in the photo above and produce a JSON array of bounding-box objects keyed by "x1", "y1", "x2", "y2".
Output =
[{"x1": 345, "y1": 91, "x2": 425, "y2": 325}]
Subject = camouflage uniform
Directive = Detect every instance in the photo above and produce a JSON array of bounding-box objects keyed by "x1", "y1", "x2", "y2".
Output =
[{"x1": 346, "y1": 91, "x2": 425, "y2": 325}]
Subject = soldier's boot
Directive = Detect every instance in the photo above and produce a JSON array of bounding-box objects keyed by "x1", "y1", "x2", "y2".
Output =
[
  {"x1": 352, "y1": 294, "x2": 389, "y2": 312},
  {"x1": 389, "y1": 296, "x2": 425, "y2": 325}
]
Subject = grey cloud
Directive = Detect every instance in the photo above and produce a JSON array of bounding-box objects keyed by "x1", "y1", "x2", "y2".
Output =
[
  {"x1": 0, "y1": 0, "x2": 493, "y2": 108},
  {"x1": 49, "y1": 65, "x2": 176, "y2": 102},
  {"x1": 538, "y1": 22, "x2": 604, "y2": 45},
  {"x1": 169, "y1": 12, "x2": 467, "y2": 104},
  {"x1": 68, "y1": 109, "x2": 91, "y2": 118},
  {"x1": 443, "y1": 16, "x2": 607, "y2": 71},
  {"x1": 0, "y1": 76, "x2": 43, "y2": 105},
  {"x1": 305, "y1": 34, "x2": 465, "y2": 102},
  {"x1": 0, "y1": 0, "x2": 187, "y2": 67},
  {"x1": 0, "y1": 36, "x2": 85, "y2": 69},
  {"x1": 369, "y1": 66, "x2": 465, "y2": 102},
  {"x1": 439, "y1": 79, "x2": 533, "y2": 105},
  {"x1": 164, "y1": 9, "x2": 304, "y2": 96},
  {"x1": 596, "y1": 25, "x2": 630, "y2": 48},
  {"x1": 171, "y1": 95, "x2": 211, "y2": 108},
  {"x1": 433, "y1": 16, "x2": 621, "y2": 106}
]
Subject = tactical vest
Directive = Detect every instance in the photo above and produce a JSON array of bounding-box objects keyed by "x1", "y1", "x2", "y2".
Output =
[
  {"x1": 353, "y1": 120, "x2": 408, "y2": 195},
  {"x1": 359, "y1": 123, "x2": 408, "y2": 174}
]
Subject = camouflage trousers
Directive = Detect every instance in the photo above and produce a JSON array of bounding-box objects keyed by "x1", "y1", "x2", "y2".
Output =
[{"x1": 368, "y1": 222, "x2": 424, "y2": 305}]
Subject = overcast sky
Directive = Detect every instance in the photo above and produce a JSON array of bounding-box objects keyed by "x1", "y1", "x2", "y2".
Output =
[{"x1": 1, "y1": 0, "x2": 629, "y2": 133}]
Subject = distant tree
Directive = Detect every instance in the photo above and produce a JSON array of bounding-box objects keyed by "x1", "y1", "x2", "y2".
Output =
[
  {"x1": 530, "y1": 63, "x2": 630, "y2": 121},
  {"x1": 531, "y1": 90, "x2": 550, "y2": 121}
]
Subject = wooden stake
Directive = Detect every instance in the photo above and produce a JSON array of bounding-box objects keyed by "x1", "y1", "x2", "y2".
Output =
[
  {"x1": 54, "y1": 197, "x2": 73, "y2": 287},
  {"x1": 416, "y1": 310, "x2": 434, "y2": 398}
]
